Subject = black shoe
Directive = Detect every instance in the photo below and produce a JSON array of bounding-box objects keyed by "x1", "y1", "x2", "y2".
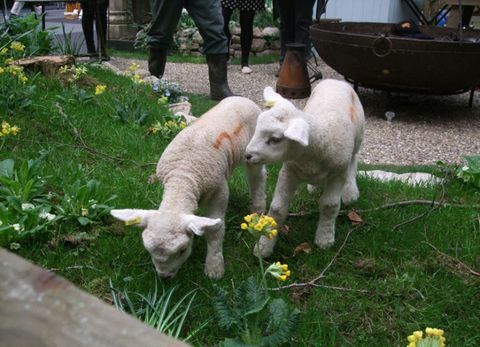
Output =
[
  {"x1": 206, "y1": 53, "x2": 235, "y2": 101},
  {"x1": 148, "y1": 48, "x2": 167, "y2": 77}
]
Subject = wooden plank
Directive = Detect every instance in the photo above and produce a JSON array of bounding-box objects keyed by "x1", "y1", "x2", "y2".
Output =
[{"x1": 0, "y1": 248, "x2": 190, "y2": 347}]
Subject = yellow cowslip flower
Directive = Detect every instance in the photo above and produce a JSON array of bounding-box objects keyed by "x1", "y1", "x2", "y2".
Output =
[
  {"x1": 4, "y1": 58, "x2": 13, "y2": 65},
  {"x1": 270, "y1": 229, "x2": 278, "y2": 237},
  {"x1": 180, "y1": 121, "x2": 186, "y2": 129},
  {"x1": 266, "y1": 261, "x2": 291, "y2": 281},
  {"x1": 241, "y1": 223, "x2": 248, "y2": 230},
  {"x1": 0, "y1": 47, "x2": 8, "y2": 55},
  {"x1": 10, "y1": 41, "x2": 25, "y2": 52},
  {"x1": 413, "y1": 331, "x2": 423, "y2": 340},
  {"x1": 132, "y1": 74, "x2": 143, "y2": 84},
  {"x1": 244, "y1": 214, "x2": 253, "y2": 223},
  {"x1": 432, "y1": 329, "x2": 444, "y2": 337},
  {"x1": 407, "y1": 343, "x2": 416, "y2": 347},
  {"x1": 158, "y1": 96, "x2": 169, "y2": 105},
  {"x1": 95, "y1": 84, "x2": 107, "y2": 95},
  {"x1": 0, "y1": 67, "x2": 4, "y2": 74},
  {"x1": 425, "y1": 328, "x2": 434, "y2": 337},
  {"x1": 10, "y1": 126, "x2": 20, "y2": 136},
  {"x1": 2, "y1": 121, "x2": 11, "y2": 135},
  {"x1": 18, "y1": 74, "x2": 28, "y2": 84},
  {"x1": 408, "y1": 335, "x2": 417, "y2": 343}
]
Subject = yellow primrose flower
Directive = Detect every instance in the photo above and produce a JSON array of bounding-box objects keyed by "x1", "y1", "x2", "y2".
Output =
[
  {"x1": 10, "y1": 41, "x2": 25, "y2": 52},
  {"x1": 407, "y1": 343, "x2": 416, "y2": 347},
  {"x1": 18, "y1": 74, "x2": 28, "y2": 84},
  {"x1": 408, "y1": 335, "x2": 417, "y2": 343},
  {"x1": 0, "y1": 67, "x2": 4, "y2": 74},
  {"x1": 413, "y1": 331, "x2": 423, "y2": 340},
  {"x1": 2, "y1": 121, "x2": 11, "y2": 135},
  {"x1": 4, "y1": 58, "x2": 13, "y2": 65},
  {"x1": 180, "y1": 121, "x2": 186, "y2": 129},
  {"x1": 0, "y1": 47, "x2": 8, "y2": 55},
  {"x1": 244, "y1": 214, "x2": 253, "y2": 223},
  {"x1": 158, "y1": 96, "x2": 169, "y2": 104},
  {"x1": 95, "y1": 84, "x2": 107, "y2": 95},
  {"x1": 241, "y1": 223, "x2": 248, "y2": 230}
]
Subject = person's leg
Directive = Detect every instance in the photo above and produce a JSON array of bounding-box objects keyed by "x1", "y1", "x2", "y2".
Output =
[
  {"x1": 277, "y1": 0, "x2": 295, "y2": 65},
  {"x1": 146, "y1": 0, "x2": 183, "y2": 77},
  {"x1": 95, "y1": 0, "x2": 109, "y2": 59},
  {"x1": 222, "y1": 6, "x2": 233, "y2": 47},
  {"x1": 186, "y1": 0, "x2": 233, "y2": 100},
  {"x1": 293, "y1": 0, "x2": 315, "y2": 59},
  {"x1": 240, "y1": 9, "x2": 255, "y2": 69},
  {"x1": 81, "y1": 3, "x2": 96, "y2": 54}
]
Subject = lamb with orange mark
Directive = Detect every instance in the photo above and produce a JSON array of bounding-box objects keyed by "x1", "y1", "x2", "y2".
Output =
[{"x1": 111, "y1": 97, "x2": 266, "y2": 278}]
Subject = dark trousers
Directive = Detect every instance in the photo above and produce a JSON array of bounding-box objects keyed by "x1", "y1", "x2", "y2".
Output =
[
  {"x1": 147, "y1": 0, "x2": 228, "y2": 55},
  {"x1": 222, "y1": 7, "x2": 255, "y2": 67},
  {"x1": 81, "y1": 1, "x2": 108, "y2": 54},
  {"x1": 277, "y1": 0, "x2": 315, "y2": 63}
]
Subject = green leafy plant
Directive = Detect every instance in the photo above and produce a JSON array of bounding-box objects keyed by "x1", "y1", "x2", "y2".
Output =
[
  {"x1": 213, "y1": 214, "x2": 300, "y2": 347},
  {"x1": 456, "y1": 155, "x2": 480, "y2": 188},
  {"x1": 54, "y1": 23, "x2": 84, "y2": 56},
  {"x1": 110, "y1": 279, "x2": 208, "y2": 341},
  {"x1": 54, "y1": 179, "x2": 117, "y2": 226},
  {"x1": 0, "y1": 14, "x2": 53, "y2": 57}
]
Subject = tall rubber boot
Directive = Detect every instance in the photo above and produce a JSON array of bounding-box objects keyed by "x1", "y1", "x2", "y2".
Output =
[
  {"x1": 206, "y1": 54, "x2": 234, "y2": 101},
  {"x1": 148, "y1": 48, "x2": 167, "y2": 78}
]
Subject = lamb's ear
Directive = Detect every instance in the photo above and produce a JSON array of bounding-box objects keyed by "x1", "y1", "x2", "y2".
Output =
[
  {"x1": 284, "y1": 117, "x2": 309, "y2": 146},
  {"x1": 110, "y1": 209, "x2": 153, "y2": 227},
  {"x1": 263, "y1": 86, "x2": 284, "y2": 107},
  {"x1": 182, "y1": 215, "x2": 223, "y2": 236}
]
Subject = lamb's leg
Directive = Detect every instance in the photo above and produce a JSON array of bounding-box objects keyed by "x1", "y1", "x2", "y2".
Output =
[
  {"x1": 203, "y1": 182, "x2": 228, "y2": 279},
  {"x1": 245, "y1": 163, "x2": 266, "y2": 213},
  {"x1": 341, "y1": 154, "x2": 360, "y2": 205},
  {"x1": 315, "y1": 178, "x2": 343, "y2": 249},
  {"x1": 254, "y1": 165, "x2": 299, "y2": 258}
]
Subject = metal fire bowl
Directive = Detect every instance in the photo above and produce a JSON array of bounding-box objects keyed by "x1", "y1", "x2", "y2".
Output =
[{"x1": 310, "y1": 22, "x2": 480, "y2": 94}]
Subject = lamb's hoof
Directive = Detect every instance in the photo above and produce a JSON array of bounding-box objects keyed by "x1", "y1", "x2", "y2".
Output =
[
  {"x1": 315, "y1": 234, "x2": 335, "y2": 249},
  {"x1": 253, "y1": 239, "x2": 274, "y2": 258},
  {"x1": 250, "y1": 203, "x2": 266, "y2": 214},
  {"x1": 205, "y1": 264, "x2": 225, "y2": 279},
  {"x1": 341, "y1": 186, "x2": 359, "y2": 205}
]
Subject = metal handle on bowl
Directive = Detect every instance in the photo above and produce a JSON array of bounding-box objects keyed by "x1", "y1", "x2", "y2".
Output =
[{"x1": 372, "y1": 36, "x2": 392, "y2": 58}]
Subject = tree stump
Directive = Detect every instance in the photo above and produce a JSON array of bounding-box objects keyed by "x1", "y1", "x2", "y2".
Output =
[{"x1": 9, "y1": 55, "x2": 75, "y2": 76}]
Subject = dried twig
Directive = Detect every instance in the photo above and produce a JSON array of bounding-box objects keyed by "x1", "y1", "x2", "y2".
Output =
[
  {"x1": 48, "y1": 265, "x2": 98, "y2": 272},
  {"x1": 424, "y1": 241, "x2": 480, "y2": 277},
  {"x1": 270, "y1": 226, "x2": 361, "y2": 291}
]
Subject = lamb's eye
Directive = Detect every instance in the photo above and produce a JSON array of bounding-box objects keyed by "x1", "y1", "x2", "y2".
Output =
[
  {"x1": 179, "y1": 247, "x2": 187, "y2": 254},
  {"x1": 267, "y1": 137, "x2": 282, "y2": 145}
]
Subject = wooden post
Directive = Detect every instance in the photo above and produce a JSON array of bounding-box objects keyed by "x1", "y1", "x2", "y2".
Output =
[{"x1": 0, "y1": 248, "x2": 190, "y2": 347}]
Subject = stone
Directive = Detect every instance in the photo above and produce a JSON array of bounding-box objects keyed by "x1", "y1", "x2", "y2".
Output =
[
  {"x1": 231, "y1": 43, "x2": 241, "y2": 51},
  {"x1": 134, "y1": 68, "x2": 150, "y2": 78},
  {"x1": 231, "y1": 26, "x2": 241, "y2": 35},
  {"x1": 192, "y1": 30, "x2": 203, "y2": 44},
  {"x1": 253, "y1": 27, "x2": 262, "y2": 38},
  {"x1": 190, "y1": 42, "x2": 200, "y2": 50},
  {"x1": 251, "y1": 38, "x2": 266, "y2": 52},
  {"x1": 231, "y1": 35, "x2": 241, "y2": 44},
  {"x1": 270, "y1": 40, "x2": 281, "y2": 50},
  {"x1": 262, "y1": 27, "x2": 280, "y2": 37}
]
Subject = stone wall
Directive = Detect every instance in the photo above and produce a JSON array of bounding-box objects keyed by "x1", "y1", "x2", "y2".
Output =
[{"x1": 174, "y1": 26, "x2": 280, "y2": 56}]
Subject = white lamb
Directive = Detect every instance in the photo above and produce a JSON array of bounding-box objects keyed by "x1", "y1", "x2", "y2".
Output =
[
  {"x1": 111, "y1": 97, "x2": 266, "y2": 278},
  {"x1": 245, "y1": 79, "x2": 365, "y2": 258}
]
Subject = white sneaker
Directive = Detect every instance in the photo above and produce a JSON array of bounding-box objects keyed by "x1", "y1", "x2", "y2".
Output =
[{"x1": 241, "y1": 66, "x2": 252, "y2": 74}]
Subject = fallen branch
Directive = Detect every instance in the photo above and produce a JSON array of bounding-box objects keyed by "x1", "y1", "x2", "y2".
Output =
[
  {"x1": 288, "y1": 199, "x2": 480, "y2": 217},
  {"x1": 424, "y1": 241, "x2": 480, "y2": 277},
  {"x1": 270, "y1": 226, "x2": 360, "y2": 291}
]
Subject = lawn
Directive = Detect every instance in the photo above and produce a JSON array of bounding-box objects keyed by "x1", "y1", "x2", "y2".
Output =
[{"x1": 1, "y1": 62, "x2": 479, "y2": 346}]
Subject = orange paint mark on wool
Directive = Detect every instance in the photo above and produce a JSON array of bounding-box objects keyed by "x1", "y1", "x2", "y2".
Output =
[
  {"x1": 213, "y1": 131, "x2": 233, "y2": 150},
  {"x1": 233, "y1": 124, "x2": 244, "y2": 136},
  {"x1": 349, "y1": 92, "x2": 357, "y2": 122}
]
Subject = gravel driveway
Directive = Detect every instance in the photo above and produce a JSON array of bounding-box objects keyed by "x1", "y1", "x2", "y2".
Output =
[{"x1": 107, "y1": 56, "x2": 480, "y2": 165}]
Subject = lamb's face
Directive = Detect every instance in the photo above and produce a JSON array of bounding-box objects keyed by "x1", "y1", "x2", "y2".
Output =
[
  {"x1": 142, "y1": 212, "x2": 193, "y2": 278},
  {"x1": 245, "y1": 111, "x2": 291, "y2": 164},
  {"x1": 245, "y1": 86, "x2": 310, "y2": 165},
  {"x1": 110, "y1": 209, "x2": 223, "y2": 279}
]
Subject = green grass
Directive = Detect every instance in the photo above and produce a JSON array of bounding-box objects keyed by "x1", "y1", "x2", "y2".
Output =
[
  {"x1": 2, "y1": 66, "x2": 480, "y2": 346},
  {"x1": 109, "y1": 48, "x2": 279, "y2": 65}
]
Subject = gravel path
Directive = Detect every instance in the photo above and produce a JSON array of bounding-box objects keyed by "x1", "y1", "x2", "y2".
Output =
[{"x1": 108, "y1": 56, "x2": 480, "y2": 165}]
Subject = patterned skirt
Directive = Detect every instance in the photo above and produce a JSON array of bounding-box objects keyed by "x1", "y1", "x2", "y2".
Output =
[{"x1": 221, "y1": 0, "x2": 265, "y2": 11}]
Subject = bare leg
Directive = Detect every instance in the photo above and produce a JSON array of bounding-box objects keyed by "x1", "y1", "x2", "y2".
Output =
[
  {"x1": 254, "y1": 165, "x2": 299, "y2": 258},
  {"x1": 315, "y1": 178, "x2": 343, "y2": 249},
  {"x1": 245, "y1": 163, "x2": 266, "y2": 213},
  {"x1": 203, "y1": 182, "x2": 229, "y2": 278},
  {"x1": 341, "y1": 154, "x2": 359, "y2": 205}
]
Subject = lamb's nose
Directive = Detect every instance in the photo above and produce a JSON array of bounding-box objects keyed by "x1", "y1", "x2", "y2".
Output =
[{"x1": 245, "y1": 153, "x2": 252, "y2": 161}]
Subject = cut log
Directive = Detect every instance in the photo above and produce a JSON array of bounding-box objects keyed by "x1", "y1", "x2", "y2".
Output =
[
  {"x1": 9, "y1": 55, "x2": 75, "y2": 76},
  {"x1": 0, "y1": 248, "x2": 189, "y2": 347}
]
